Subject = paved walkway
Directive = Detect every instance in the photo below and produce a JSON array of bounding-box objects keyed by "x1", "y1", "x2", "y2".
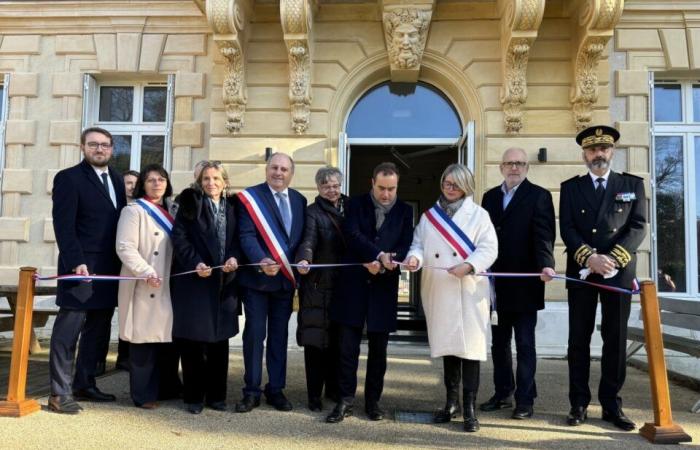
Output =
[{"x1": 1, "y1": 346, "x2": 698, "y2": 449}]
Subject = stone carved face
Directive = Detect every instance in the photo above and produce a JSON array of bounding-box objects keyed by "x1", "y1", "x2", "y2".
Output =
[
  {"x1": 393, "y1": 23, "x2": 421, "y2": 68},
  {"x1": 386, "y1": 9, "x2": 428, "y2": 70}
]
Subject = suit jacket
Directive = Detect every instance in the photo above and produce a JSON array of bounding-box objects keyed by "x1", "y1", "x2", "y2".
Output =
[
  {"x1": 482, "y1": 178, "x2": 555, "y2": 312},
  {"x1": 52, "y1": 159, "x2": 126, "y2": 310},
  {"x1": 330, "y1": 193, "x2": 414, "y2": 333},
  {"x1": 237, "y1": 182, "x2": 307, "y2": 292},
  {"x1": 559, "y1": 171, "x2": 647, "y2": 290}
]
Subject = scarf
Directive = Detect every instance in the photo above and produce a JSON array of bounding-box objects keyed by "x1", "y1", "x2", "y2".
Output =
[
  {"x1": 370, "y1": 192, "x2": 396, "y2": 230},
  {"x1": 438, "y1": 195, "x2": 465, "y2": 219}
]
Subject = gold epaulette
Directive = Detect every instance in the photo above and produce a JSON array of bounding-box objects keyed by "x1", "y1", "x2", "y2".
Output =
[
  {"x1": 609, "y1": 244, "x2": 631, "y2": 268},
  {"x1": 574, "y1": 244, "x2": 594, "y2": 267}
]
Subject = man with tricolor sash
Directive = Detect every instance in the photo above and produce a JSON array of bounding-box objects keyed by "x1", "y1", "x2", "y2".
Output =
[{"x1": 235, "y1": 152, "x2": 307, "y2": 413}]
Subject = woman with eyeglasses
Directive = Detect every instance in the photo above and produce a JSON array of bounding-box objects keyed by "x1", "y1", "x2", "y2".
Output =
[
  {"x1": 404, "y1": 163, "x2": 498, "y2": 432},
  {"x1": 295, "y1": 167, "x2": 348, "y2": 411},
  {"x1": 115, "y1": 163, "x2": 183, "y2": 409},
  {"x1": 170, "y1": 161, "x2": 241, "y2": 414}
]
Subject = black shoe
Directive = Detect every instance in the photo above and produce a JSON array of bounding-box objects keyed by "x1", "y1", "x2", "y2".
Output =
[
  {"x1": 186, "y1": 402, "x2": 204, "y2": 414},
  {"x1": 566, "y1": 406, "x2": 587, "y2": 426},
  {"x1": 326, "y1": 402, "x2": 353, "y2": 423},
  {"x1": 365, "y1": 403, "x2": 385, "y2": 421},
  {"x1": 235, "y1": 395, "x2": 261, "y2": 413},
  {"x1": 206, "y1": 401, "x2": 227, "y2": 411},
  {"x1": 602, "y1": 409, "x2": 636, "y2": 431},
  {"x1": 512, "y1": 405, "x2": 533, "y2": 419},
  {"x1": 463, "y1": 417, "x2": 480, "y2": 432},
  {"x1": 72, "y1": 387, "x2": 116, "y2": 402},
  {"x1": 48, "y1": 395, "x2": 83, "y2": 414},
  {"x1": 266, "y1": 392, "x2": 293, "y2": 412},
  {"x1": 308, "y1": 397, "x2": 323, "y2": 412},
  {"x1": 463, "y1": 391, "x2": 480, "y2": 432},
  {"x1": 433, "y1": 400, "x2": 460, "y2": 423},
  {"x1": 479, "y1": 395, "x2": 513, "y2": 412}
]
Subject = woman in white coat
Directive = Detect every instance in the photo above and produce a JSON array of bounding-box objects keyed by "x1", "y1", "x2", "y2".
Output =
[
  {"x1": 405, "y1": 164, "x2": 498, "y2": 432},
  {"x1": 116, "y1": 164, "x2": 182, "y2": 408}
]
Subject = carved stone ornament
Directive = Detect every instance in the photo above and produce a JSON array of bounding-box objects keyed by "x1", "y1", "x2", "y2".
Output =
[
  {"x1": 570, "y1": 0, "x2": 624, "y2": 131},
  {"x1": 498, "y1": 0, "x2": 545, "y2": 134},
  {"x1": 207, "y1": 0, "x2": 248, "y2": 134},
  {"x1": 382, "y1": 6, "x2": 432, "y2": 83},
  {"x1": 281, "y1": 0, "x2": 313, "y2": 134}
]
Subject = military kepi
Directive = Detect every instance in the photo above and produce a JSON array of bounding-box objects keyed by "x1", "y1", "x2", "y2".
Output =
[{"x1": 576, "y1": 125, "x2": 620, "y2": 148}]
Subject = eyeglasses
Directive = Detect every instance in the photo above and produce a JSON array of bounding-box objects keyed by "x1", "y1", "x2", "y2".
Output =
[
  {"x1": 202, "y1": 160, "x2": 223, "y2": 168},
  {"x1": 319, "y1": 183, "x2": 341, "y2": 191},
  {"x1": 85, "y1": 142, "x2": 113, "y2": 150},
  {"x1": 501, "y1": 161, "x2": 528, "y2": 169},
  {"x1": 441, "y1": 181, "x2": 462, "y2": 191}
]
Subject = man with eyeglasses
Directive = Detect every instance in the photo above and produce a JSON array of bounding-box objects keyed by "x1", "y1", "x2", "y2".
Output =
[
  {"x1": 49, "y1": 127, "x2": 127, "y2": 414},
  {"x1": 480, "y1": 147, "x2": 555, "y2": 420},
  {"x1": 560, "y1": 125, "x2": 646, "y2": 431}
]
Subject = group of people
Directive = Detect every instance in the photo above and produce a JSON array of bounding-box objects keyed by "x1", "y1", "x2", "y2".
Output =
[{"x1": 46, "y1": 124, "x2": 646, "y2": 435}]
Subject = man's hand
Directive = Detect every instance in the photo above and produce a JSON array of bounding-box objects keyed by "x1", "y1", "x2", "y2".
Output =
[
  {"x1": 447, "y1": 262, "x2": 473, "y2": 278},
  {"x1": 261, "y1": 257, "x2": 280, "y2": 276},
  {"x1": 363, "y1": 261, "x2": 381, "y2": 275},
  {"x1": 587, "y1": 254, "x2": 616, "y2": 276},
  {"x1": 378, "y1": 252, "x2": 396, "y2": 271},
  {"x1": 297, "y1": 260, "x2": 310, "y2": 275},
  {"x1": 146, "y1": 273, "x2": 161, "y2": 288},
  {"x1": 540, "y1": 267, "x2": 556, "y2": 282},
  {"x1": 196, "y1": 262, "x2": 212, "y2": 278},
  {"x1": 404, "y1": 256, "x2": 420, "y2": 272},
  {"x1": 74, "y1": 264, "x2": 89, "y2": 276},
  {"x1": 222, "y1": 257, "x2": 239, "y2": 273}
]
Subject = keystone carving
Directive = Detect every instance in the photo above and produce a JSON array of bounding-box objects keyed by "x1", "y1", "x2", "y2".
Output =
[
  {"x1": 382, "y1": 6, "x2": 433, "y2": 83},
  {"x1": 281, "y1": 0, "x2": 313, "y2": 134}
]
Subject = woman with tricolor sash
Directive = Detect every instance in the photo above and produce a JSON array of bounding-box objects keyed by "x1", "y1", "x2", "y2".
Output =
[
  {"x1": 116, "y1": 164, "x2": 183, "y2": 409},
  {"x1": 405, "y1": 164, "x2": 498, "y2": 432}
]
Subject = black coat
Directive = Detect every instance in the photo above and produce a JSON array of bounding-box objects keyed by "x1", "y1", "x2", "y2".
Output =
[
  {"x1": 482, "y1": 178, "x2": 556, "y2": 312},
  {"x1": 170, "y1": 189, "x2": 240, "y2": 342},
  {"x1": 559, "y1": 171, "x2": 647, "y2": 290},
  {"x1": 52, "y1": 160, "x2": 127, "y2": 310},
  {"x1": 330, "y1": 193, "x2": 414, "y2": 333},
  {"x1": 294, "y1": 195, "x2": 348, "y2": 348}
]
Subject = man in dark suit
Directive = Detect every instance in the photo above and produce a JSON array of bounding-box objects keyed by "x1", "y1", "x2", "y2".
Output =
[
  {"x1": 235, "y1": 152, "x2": 307, "y2": 413},
  {"x1": 480, "y1": 147, "x2": 556, "y2": 420},
  {"x1": 560, "y1": 125, "x2": 647, "y2": 431},
  {"x1": 49, "y1": 127, "x2": 127, "y2": 414},
  {"x1": 326, "y1": 162, "x2": 414, "y2": 423}
]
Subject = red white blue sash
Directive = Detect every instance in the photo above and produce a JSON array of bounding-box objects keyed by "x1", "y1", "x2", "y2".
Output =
[
  {"x1": 424, "y1": 203, "x2": 475, "y2": 259},
  {"x1": 237, "y1": 189, "x2": 296, "y2": 288},
  {"x1": 135, "y1": 198, "x2": 174, "y2": 236}
]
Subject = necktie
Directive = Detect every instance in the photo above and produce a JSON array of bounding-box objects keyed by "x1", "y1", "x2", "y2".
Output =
[
  {"x1": 100, "y1": 172, "x2": 109, "y2": 193},
  {"x1": 276, "y1": 192, "x2": 292, "y2": 235},
  {"x1": 595, "y1": 177, "x2": 605, "y2": 202}
]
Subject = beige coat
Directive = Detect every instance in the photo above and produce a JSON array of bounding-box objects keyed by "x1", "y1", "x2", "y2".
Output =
[
  {"x1": 407, "y1": 197, "x2": 498, "y2": 360},
  {"x1": 116, "y1": 202, "x2": 174, "y2": 343}
]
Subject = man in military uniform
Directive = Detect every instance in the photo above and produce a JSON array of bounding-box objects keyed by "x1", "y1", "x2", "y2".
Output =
[{"x1": 559, "y1": 125, "x2": 647, "y2": 431}]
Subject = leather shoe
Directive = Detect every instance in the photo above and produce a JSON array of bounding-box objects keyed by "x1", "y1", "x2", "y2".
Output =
[
  {"x1": 206, "y1": 401, "x2": 227, "y2": 411},
  {"x1": 479, "y1": 395, "x2": 513, "y2": 412},
  {"x1": 138, "y1": 401, "x2": 158, "y2": 410},
  {"x1": 235, "y1": 395, "x2": 261, "y2": 413},
  {"x1": 48, "y1": 395, "x2": 83, "y2": 414},
  {"x1": 602, "y1": 409, "x2": 636, "y2": 431},
  {"x1": 326, "y1": 402, "x2": 353, "y2": 423},
  {"x1": 308, "y1": 397, "x2": 323, "y2": 412},
  {"x1": 566, "y1": 406, "x2": 587, "y2": 426},
  {"x1": 365, "y1": 403, "x2": 385, "y2": 421},
  {"x1": 73, "y1": 387, "x2": 116, "y2": 402},
  {"x1": 186, "y1": 402, "x2": 203, "y2": 414},
  {"x1": 266, "y1": 392, "x2": 293, "y2": 411},
  {"x1": 433, "y1": 401, "x2": 460, "y2": 423},
  {"x1": 512, "y1": 405, "x2": 533, "y2": 419}
]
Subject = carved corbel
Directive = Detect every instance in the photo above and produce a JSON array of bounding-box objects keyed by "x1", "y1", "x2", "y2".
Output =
[
  {"x1": 570, "y1": 0, "x2": 624, "y2": 131},
  {"x1": 207, "y1": 0, "x2": 248, "y2": 134},
  {"x1": 498, "y1": 0, "x2": 545, "y2": 135},
  {"x1": 382, "y1": 2, "x2": 434, "y2": 83},
  {"x1": 280, "y1": 0, "x2": 313, "y2": 134}
]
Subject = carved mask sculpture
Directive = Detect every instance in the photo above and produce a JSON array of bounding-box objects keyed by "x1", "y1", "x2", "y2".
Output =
[{"x1": 385, "y1": 9, "x2": 429, "y2": 70}]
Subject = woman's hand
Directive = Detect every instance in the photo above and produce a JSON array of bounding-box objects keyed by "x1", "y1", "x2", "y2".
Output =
[
  {"x1": 146, "y1": 273, "x2": 161, "y2": 288},
  {"x1": 363, "y1": 261, "x2": 381, "y2": 275},
  {"x1": 196, "y1": 262, "x2": 212, "y2": 278},
  {"x1": 297, "y1": 260, "x2": 310, "y2": 275},
  {"x1": 404, "y1": 256, "x2": 419, "y2": 272},
  {"x1": 222, "y1": 257, "x2": 239, "y2": 273},
  {"x1": 540, "y1": 267, "x2": 556, "y2": 282},
  {"x1": 260, "y1": 257, "x2": 280, "y2": 276},
  {"x1": 447, "y1": 262, "x2": 473, "y2": 278}
]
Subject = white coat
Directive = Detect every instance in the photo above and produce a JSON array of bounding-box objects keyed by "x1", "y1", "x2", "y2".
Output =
[
  {"x1": 407, "y1": 197, "x2": 498, "y2": 360},
  {"x1": 116, "y1": 201, "x2": 174, "y2": 343}
]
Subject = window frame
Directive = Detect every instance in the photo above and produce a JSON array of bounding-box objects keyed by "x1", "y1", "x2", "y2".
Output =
[{"x1": 0, "y1": 73, "x2": 9, "y2": 213}]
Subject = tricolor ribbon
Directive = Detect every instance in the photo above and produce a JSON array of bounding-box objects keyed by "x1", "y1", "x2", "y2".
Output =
[
  {"x1": 135, "y1": 197, "x2": 174, "y2": 236},
  {"x1": 424, "y1": 203, "x2": 476, "y2": 259}
]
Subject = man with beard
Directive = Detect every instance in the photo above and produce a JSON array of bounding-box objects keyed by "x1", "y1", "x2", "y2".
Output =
[
  {"x1": 559, "y1": 125, "x2": 646, "y2": 431},
  {"x1": 49, "y1": 127, "x2": 127, "y2": 413}
]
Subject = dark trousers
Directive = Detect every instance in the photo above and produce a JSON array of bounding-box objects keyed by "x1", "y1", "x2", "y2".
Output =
[
  {"x1": 177, "y1": 338, "x2": 229, "y2": 405},
  {"x1": 443, "y1": 356, "x2": 480, "y2": 395},
  {"x1": 303, "y1": 327, "x2": 339, "y2": 401},
  {"x1": 129, "y1": 342, "x2": 182, "y2": 406},
  {"x1": 117, "y1": 339, "x2": 130, "y2": 367},
  {"x1": 490, "y1": 311, "x2": 538, "y2": 406},
  {"x1": 567, "y1": 286, "x2": 631, "y2": 411},
  {"x1": 337, "y1": 324, "x2": 389, "y2": 406},
  {"x1": 49, "y1": 307, "x2": 114, "y2": 396},
  {"x1": 242, "y1": 288, "x2": 294, "y2": 397}
]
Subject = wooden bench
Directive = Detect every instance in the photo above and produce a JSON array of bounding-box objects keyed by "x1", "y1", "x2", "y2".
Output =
[{"x1": 0, "y1": 285, "x2": 58, "y2": 354}]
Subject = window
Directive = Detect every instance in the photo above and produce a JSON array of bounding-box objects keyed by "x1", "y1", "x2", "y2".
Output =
[
  {"x1": 83, "y1": 76, "x2": 174, "y2": 174},
  {"x1": 652, "y1": 80, "x2": 700, "y2": 296}
]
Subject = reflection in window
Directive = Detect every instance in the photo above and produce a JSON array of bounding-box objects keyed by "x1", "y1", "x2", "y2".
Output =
[
  {"x1": 655, "y1": 136, "x2": 686, "y2": 292},
  {"x1": 347, "y1": 82, "x2": 461, "y2": 138},
  {"x1": 141, "y1": 135, "x2": 165, "y2": 167},
  {"x1": 143, "y1": 87, "x2": 167, "y2": 122},
  {"x1": 111, "y1": 135, "x2": 132, "y2": 174},
  {"x1": 654, "y1": 84, "x2": 682, "y2": 122},
  {"x1": 99, "y1": 86, "x2": 134, "y2": 122}
]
